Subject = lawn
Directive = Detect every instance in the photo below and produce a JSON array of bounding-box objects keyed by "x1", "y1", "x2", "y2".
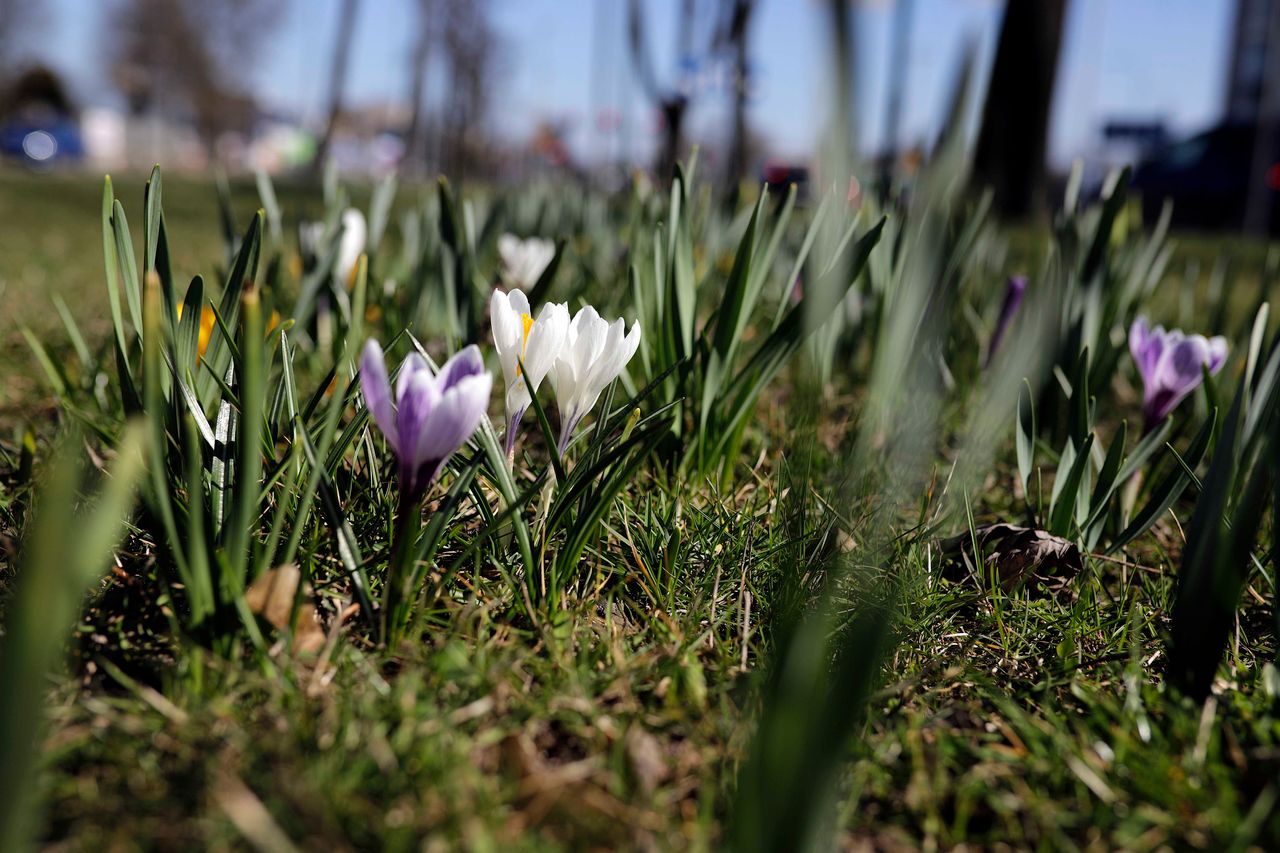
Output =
[{"x1": 0, "y1": 159, "x2": 1278, "y2": 851}]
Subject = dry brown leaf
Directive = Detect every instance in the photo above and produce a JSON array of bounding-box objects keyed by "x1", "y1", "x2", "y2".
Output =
[
  {"x1": 938, "y1": 523, "x2": 1083, "y2": 593},
  {"x1": 625, "y1": 727, "x2": 668, "y2": 794},
  {"x1": 244, "y1": 564, "x2": 326, "y2": 654}
]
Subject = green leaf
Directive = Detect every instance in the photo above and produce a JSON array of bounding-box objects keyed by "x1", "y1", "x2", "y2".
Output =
[
  {"x1": 143, "y1": 166, "x2": 163, "y2": 282},
  {"x1": 368, "y1": 172, "x2": 397, "y2": 255},
  {"x1": 51, "y1": 295, "x2": 92, "y2": 369},
  {"x1": 101, "y1": 176, "x2": 132, "y2": 382},
  {"x1": 520, "y1": 357, "x2": 566, "y2": 483},
  {"x1": 1049, "y1": 433, "x2": 1094, "y2": 536},
  {"x1": 1114, "y1": 416, "x2": 1173, "y2": 484},
  {"x1": 201, "y1": 213, "x2": 262, "y2": 400},
  {"x1": 1108, "y1": 410, "x2": 1217, "y2": 554},
  {"x1": 255, "y1": 168, "x2": 283, "y2": 247},
  {"x1": 722, "y1": 217, "x2": 885, "y2": 421},
  {"x1": 1083, "y1": 421, "x2": 1127, "y2": 548},
  {"x1": 708, "y1": 190, "x2": 765, "y2": 365},
  {"x1": 175, "y1": 276, "x2": 204, "y2": 380},
  {"x1": 668, "y1": 165, "x2": 697, "y2": 358},
  {"x1": 0, "y1": 424, "x2": 146, "y2": 853},
  {"x1": 1080, "y1": 165, "x2": 1131, "y2": 285},
  {"x1": 1016, "y1": 380, "x2": 1035, "y2": 498},
  {"x1": 1169, "y1": 377, "x2": 1273, "y2": 698},
  {"x1": 111, "y1": 199, "x2": 143, "y2": 334},
  {"x1": 21, "y1": 328, "x2": 68, "y2": 397},
  {"x1": 297, "y1": 418, "x2": 375, "y2": 622}
]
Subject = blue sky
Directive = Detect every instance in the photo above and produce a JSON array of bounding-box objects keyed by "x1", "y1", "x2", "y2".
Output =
[{"x1": 37, "y1": 0, "x2": 1235, "y2": 167}]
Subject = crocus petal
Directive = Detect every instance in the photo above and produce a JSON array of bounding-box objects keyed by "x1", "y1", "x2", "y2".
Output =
[
  {"x1": 583, "y1": 318, "x2": 629, "y2": 392},
  {"x1": 416, "y1": 372, "x2": 493, "y2": 466},
  {"x1": 300, "y1": 221, "x2": 325, "y2": 257},
  {"x1": 547, "y1": 303, "x2": 643, "y2": 451},
  {"x1": 396, "y1": 371, "x2": 440, "y2": 474},
  {"x1": 490, "y1": 289, "x2": 521, "y2": 385},
  {"x1": 582, "y1": 319, "x2": 640, "y2": 414},
  {"x1": 528, "y1": 239, "x2": 555, "y2": 283},
  {"x1": 1207, "y1": 336, "x2": 1229, "y2": 374},
  {"x1": 498, "y1": 234, "x2": 555, "y2": 289},
  {"x1": 571, "y1": 307, "x2": 608, "y2": 377},
  {"x1": 551, "y1": 306, "x2": 601, "y2": 415},
  {"x1": 505, "y1": 379, "x2": 531, "y2": 416},
  {"x1": 337, "y1": 209, "x2": 366, "y2": 282},
  {"x1": 522, "y1": 302, "x2": 569, "y2": 388},
  {"x1": 360, "y1": 340, "x2": 399, "y2": 454},
  {"x1": 548, "y1": 329, "x2": 581, "y2": 406},
  {"x1": 1158, "y1": 336, "x2": 1212, "y2": 395},
  {"x1": 497, "y1": 234, "x2": 519, "y2": 267},
  {"x1": 986, "y1": 275, "x2": 1027, "y2": 367},
  {"x1": 396, "y1": 352, "x2": 431, "y2": 405},
  {"x1": 1130, "y1": 316, "x2": 1168, "y2": 383},
  {"x1": 437, "y1": 344, "x2": 486, "y2": 390},
  {"x1": 1131, "y1": 319, "x2": 1229, "y2": 430},
  {"x1": 506, "y1": 289, "x2": 532, "y2": 318},
  {"x1": 619, "y1": 320, "x2": 642, "y2": 368},
  {"x1": 1128, "y1": 316, "x2": 1149, "y2": 366}
]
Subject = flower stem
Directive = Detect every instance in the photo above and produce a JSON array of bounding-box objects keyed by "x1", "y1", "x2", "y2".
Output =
[
  {"x1": 503, "y1": 409, "x2": 525, "y2": 469},
  {"x1": 556, "y1": 410, "x2": 576, "y2": 457},
  {"x1": 382, "y1": 486, "x2": 420, "y2": 646}
]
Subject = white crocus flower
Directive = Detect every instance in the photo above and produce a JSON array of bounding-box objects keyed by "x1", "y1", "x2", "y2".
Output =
[
  {"x1": 549, "y1": 305, "x2": 641, "y2": 454},
  {"x1": 336, "y1": 208, "x2": 367, "y2": 286},
  {"x1": 490, "y1": 288, "x2": 570, "y2": 459},
  {"x1": 497, "y1": 233, "x2": 555, "y2": 291},
  {"x1": 299, "y1": 220, "x2": 325, "y2": 259},
  {"x1": 299, "y1": 208, "x2": 366, "y2": 286}
]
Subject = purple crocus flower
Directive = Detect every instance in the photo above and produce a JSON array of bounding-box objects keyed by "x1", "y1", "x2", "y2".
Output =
[
  {"x1": 360, "y1": 340, "x2": 493, "y2": 500},
  {"x1": 985, "y1": 275, "x2": 1028, "y2": 368},
  {"x1": 1129, "y1": 316, "x2": 1228, "y2": 432}
]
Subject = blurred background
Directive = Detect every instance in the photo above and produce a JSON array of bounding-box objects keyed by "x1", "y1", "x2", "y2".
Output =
[{"x1": 0, "y1": 0, "x2": 1275, "y2": 228}]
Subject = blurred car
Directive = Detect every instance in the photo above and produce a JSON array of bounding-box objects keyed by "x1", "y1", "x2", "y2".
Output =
[
  {"x1": 1131, "y1": 121, "x2": 1280, "y2": 231},
  {"x1": 0, "y1": 117, "x2": 84, "y2": 167}
]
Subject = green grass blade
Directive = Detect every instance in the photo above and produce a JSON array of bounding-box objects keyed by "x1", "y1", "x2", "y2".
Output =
[{"x1": 0, "y1": 424, "x2": 145, "y2": 852}]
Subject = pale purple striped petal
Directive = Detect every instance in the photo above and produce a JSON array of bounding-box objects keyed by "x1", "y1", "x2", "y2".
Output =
[
  {"x1": 415, "y1": 373, "x2": 493, "y2": 467},
  {"x1": 361, "y1": 338, "x2": 493, "y2": 499},
  {"x1": 437, "y1": 344, "x2": 486, "y2": 391},
  {"x1": 1130, "y1": 318, "x2": 1228, "y2": 431},
  {"x1": 360, "y1": 340, "x2": 399, "y2": 455},
  {"x1": 396, "y1": 352, "x2": 431, "y2": 405},
  {"x1": 396, "y1": 371, "x2": 439, "y2": 492},
  {"x1": 1207, "y1": 336, "x2": 1229, "y2": 373}
]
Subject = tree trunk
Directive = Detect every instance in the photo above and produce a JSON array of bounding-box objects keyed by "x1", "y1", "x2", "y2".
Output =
[
  {"x1": 659, "y1": 97, "x2": 687, "y2": 183},
  {"x1": 724, "y1": 0, "x2": 755, "y2": 199},
  {"x1": 972, "y1": 0, "x2": 1069, "y2": 220},
  {"x1": 880, "y1": 0, "x2": 914, "y2": 188},
  {"x1": 403, "y1": 0, "x2": 434, "y2": 176},
  {"x1": 314, "y1": 0, "x2": 360, "y2": 172}
]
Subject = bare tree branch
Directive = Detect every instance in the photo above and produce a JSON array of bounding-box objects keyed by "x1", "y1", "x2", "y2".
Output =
[{"x1": 106, "y1": 0, "x2": 281, "y2": 150}]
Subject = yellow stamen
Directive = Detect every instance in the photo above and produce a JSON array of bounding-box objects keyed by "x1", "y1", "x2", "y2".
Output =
[{"x1": 517, "y1": 312, "x2": 533, "y2": 376}]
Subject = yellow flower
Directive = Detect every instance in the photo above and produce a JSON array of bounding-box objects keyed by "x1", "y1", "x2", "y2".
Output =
[
  {"x1": 176, "y1": 302, "x2": 217, "y2": 360},
  {"x1": 175, "y1": 304, "x2": 283, "y2": 362}
]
